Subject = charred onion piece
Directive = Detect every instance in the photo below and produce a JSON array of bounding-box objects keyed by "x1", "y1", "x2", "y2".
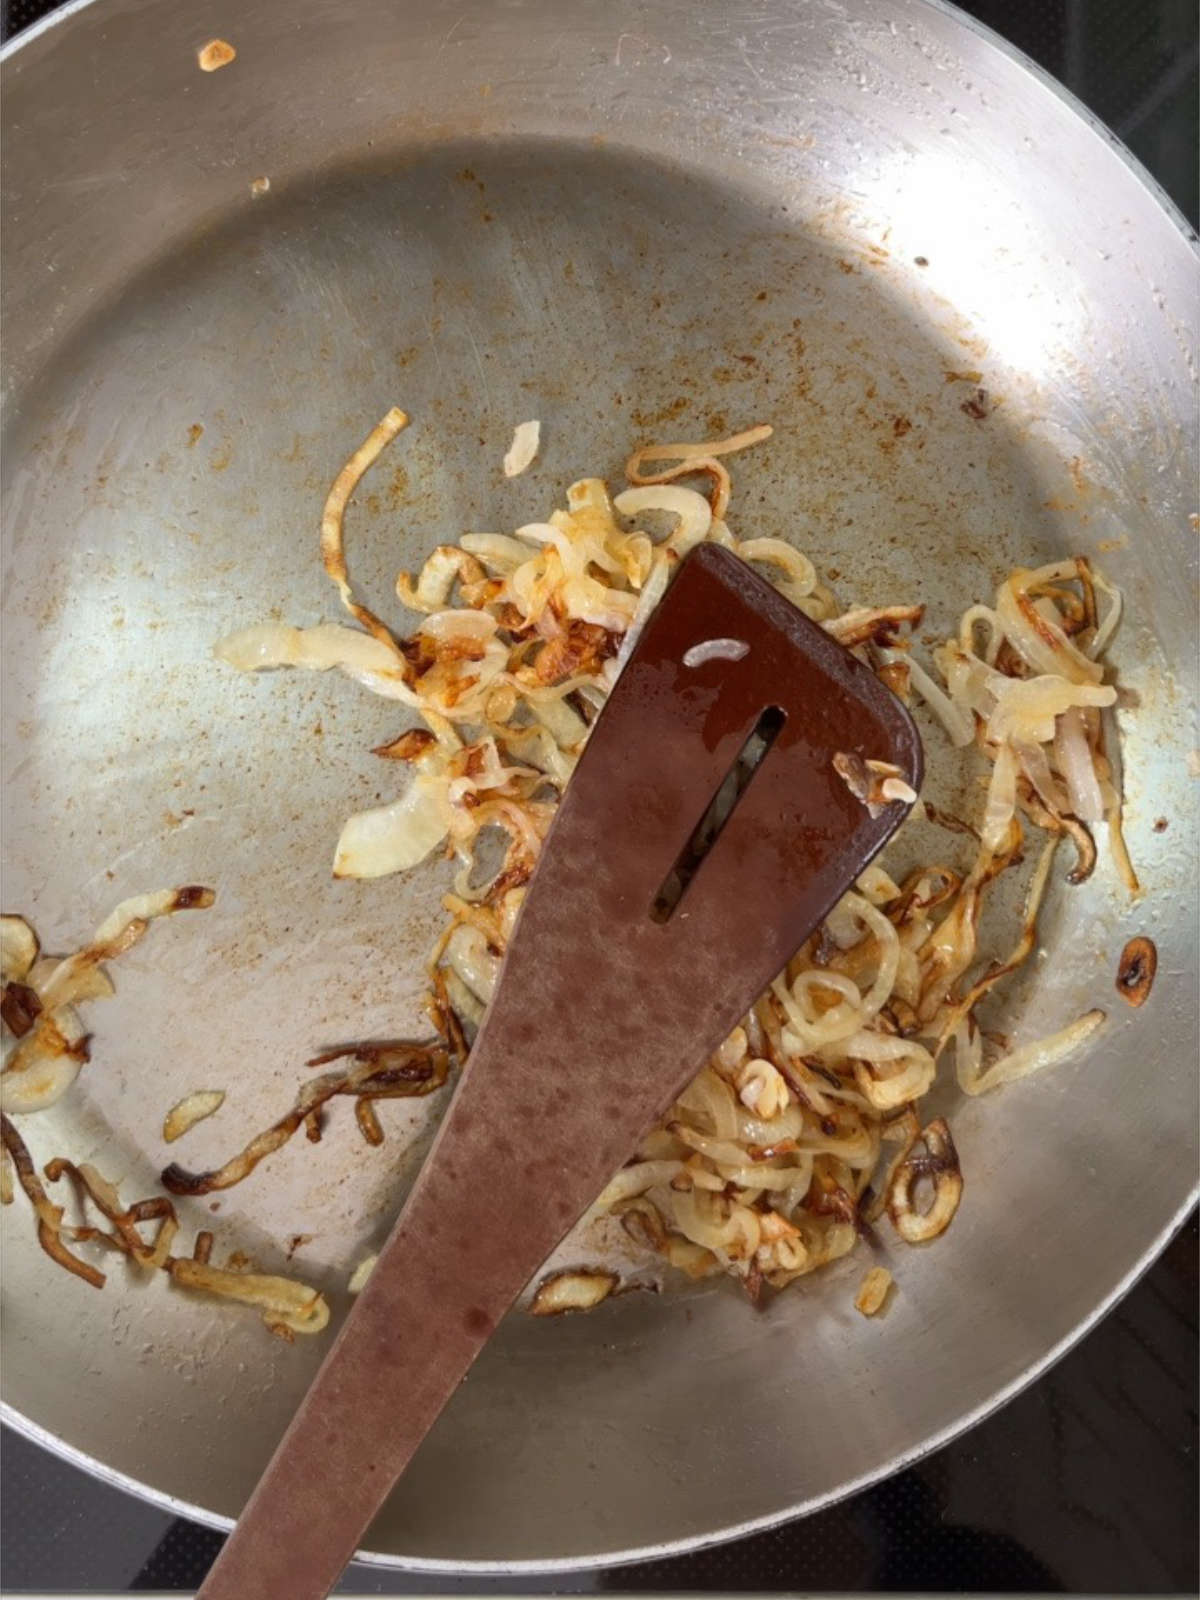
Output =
[
  {"x1": 1, "y1": 982, "x2": 42, "y2": 1038},
  {"x1": 161, "y1": 1041, "x2": 449, "y2": 1196},
  {"x1": 0, "y1": 1114, "x2": 104, "y2": 1288},
  {"x1": 887, "y1": 1118, "x2": 963, "y2": 1244},
  {"x1": 1116, "y1": 936, "x2": 1157, "y2": 1008}
]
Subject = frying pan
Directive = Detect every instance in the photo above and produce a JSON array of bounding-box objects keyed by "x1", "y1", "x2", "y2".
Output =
[{"x1": 2, "y1": 0, "x2": 1196, "y2": 1573}]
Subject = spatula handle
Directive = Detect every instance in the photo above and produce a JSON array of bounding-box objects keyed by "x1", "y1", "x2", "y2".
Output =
[{"x1": 196, "y1": 1031, "x2": 590, "y2": 1599}]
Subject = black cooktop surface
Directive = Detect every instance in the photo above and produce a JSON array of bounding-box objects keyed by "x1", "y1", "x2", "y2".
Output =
[{"x1": 2, "y1": 1, "x2": 1196, "y2": 1592}]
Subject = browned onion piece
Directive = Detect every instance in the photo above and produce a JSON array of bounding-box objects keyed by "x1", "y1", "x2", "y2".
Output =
[
  {"x1": 617, "y1": 1197, "x2": 669, "y2": 1253},
  {"x1": 373, "y1": 728, "x2": 438, "y2": 762},
  {"x1": 0, "y1": 1114, "x2": 104, "y2": 1288},
  {"x1": 320, "y1": 407, "x2": 410, "y2": 653},
  {"x1": 44, "y1": 1158, "x2": 178, "y2": 1270},
  {"x1": 355, "y1": 1098, "x2": 385, "y2": 1146},
  {"x1": 855, "y1": 1265, "x2": 894, "y2": 1316},
  {"x1": 826, "y1": 604, "x2": 924, "y2": 649},
  {"x1": 167, "y1": 1255, "x2": 330, "y2": 1337},
  {"x1": 530, "y1": 1268, "x2": 618, "y2": 1316},
  {"x1": 161, "y1": 1040, "x2": 449, "y2": 1196},
  {"x1": 1116, "y1": 936, "x2": 1157, "y2": 1008},
  {"x1": 887, "y1": 1118, "x2": 962, "y2": 1244},
  {"x1": 1062, "y1": 813, "x2": 1098, "y2": 884}
]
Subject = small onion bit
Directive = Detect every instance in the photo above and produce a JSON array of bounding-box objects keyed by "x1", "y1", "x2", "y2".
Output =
[
  {"x1": 530, "y1": 1268, "x2": 619, "y2": 1316},
  {"x1": 854, "y1": 1265, "x2": 894, "y2": 1317},
  {"x1": 1116, "y1": 936, "x2": 1157, "y2": 1008},
  {"x1": 832, "y1": 752, "x2": 917, "y2": 818},
  {"x1": 163, "y1": 1089, "x2": 226, "y2": 1144},
  {"x1": 197, "y1": 38, "x2": 236, "y2": 70},
  {"x1": 503, "y1": 420, "x2": 541, "y2": 478},
  {"x1": 887, "y1": 1118, "x2": 963, "y2": 1244}
]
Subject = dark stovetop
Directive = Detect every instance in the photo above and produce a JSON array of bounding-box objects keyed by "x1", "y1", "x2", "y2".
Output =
[{"x1": 1, "y1": 1, "x2": 1197, "y2": 1593}]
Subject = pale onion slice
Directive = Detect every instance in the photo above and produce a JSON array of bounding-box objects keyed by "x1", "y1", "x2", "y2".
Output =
[
  {"x1": 614, "y1": 485, "x2": 712, "y2": 555},
  {"x1": 855, "y1": 1265, "x2": 893, "y2": 1316},
  {"x1": 0, "y1": 1010, "x2": 86, "y2": 1114},
  {"x1": 1054, "y1": 706, "x2": 1105, "y2": 822},
  {"x1": 503, "y1": 420, "x2": 541, "y2": 477},
  {"x1": 459, "y1": 532, "x2": 534, "y2": 572},
  {"x1": 215, "y1": 621, "x2": 415, "y2": 702},
  {"x1": 333, "y1": 773, "x2": 449, "y2": 880},
  {"x1": 1, "y1": 916, "x2": 37, "y2": 985},
  {"x1": 606, "y1": 552, "x2": 673, "y2": 682},
  {"x1": 90, "y1": 887, "x2": 215, "y2": 949},
  {"x1": 395, "y1": 546, "x2": 484, "y2": 613},
  {"x1": 996, "y1": 565, "x2": 1103, "y2": 685},
  {"x1": 626, "y1": 423, "x2": 773, "y2": 474},
  {"x1": 958, "y1": 1009, "x2": 1106, "y2": 1096},
  {"x1": 348, "y1": 1253, "x2": 378, "y2": 1294},
  {"x1": 901, "y1": 653, "x2": 976, "y2": 746},
  {"x1": 442, "y1": 924, "x2": 499, "y2": 1006},
  {"x1": 163, "y1": 1090, "x2": 226, "y2": 1144},
  {"x1": 736, "y1": 537, "x2": 817, "y2": 601},
  {"x1": 530, "y1": 1268, "x2": 618, "y2": 1316},
  {"x1": 986, "y1": 675, "x2": 1115, "y2": 745},
  {"x1": 980, "y1": 741, "x2": 1017, "y2": 852}
]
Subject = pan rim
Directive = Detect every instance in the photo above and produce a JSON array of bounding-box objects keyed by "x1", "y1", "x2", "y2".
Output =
[{"x1": 3, "y1": 1187, "x2": 1195, "y2": 1573}]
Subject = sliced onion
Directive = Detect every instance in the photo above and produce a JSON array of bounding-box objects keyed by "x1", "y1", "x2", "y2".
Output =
[
  {"x1": 168, "y1": 1256, "x2": 330, "y2": 1336},
  {"x1": 855, "y1": 1265, "x2": 893, "y2": 1316},
  {"x1": 901, "y1": 654, "x2": 975, "y2": 746},
  {"x1": 333, "y1": 773, "x2": 449, "y2": 880},
  {"x1": 163, "y1": 1090, "x2": 226, "y2": 1144},
  {"x1": 320, "y1": 406, "x2": 409, "y2": 651},
  {"x1": 958, "y1": 1009, "x2": 1105, "y2": 1096},
  {"x1": 981, "y1": 742, "x2": 1017, "y2": 852},
  {"x1": 614, "y1": 485, "x2": 712, "y2": 555},
  {"x1": 215, "y1": 622, "x2": 414, "y2": 701},
  {"x1": 503, "y1": 420, "x2": 541, "y2": 478},
  {"x1": 530, "y1": 1268, "x2": 617, "y2": 1316},
  {"x1": 1, "y1": 916, "x2": 37, "y2": 986},
  {"x1": 1054, "y1": 707, "x2": 1105, "y2": 822}
]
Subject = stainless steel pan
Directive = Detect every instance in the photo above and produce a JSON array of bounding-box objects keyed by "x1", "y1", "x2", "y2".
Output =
[{"x1": 2, "y1": 0, "x2": 1196, "y2": 1572}]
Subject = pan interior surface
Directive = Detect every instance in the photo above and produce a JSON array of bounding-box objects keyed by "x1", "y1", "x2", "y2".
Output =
[{"x1": 2, "y1": 0, "x2": 1196, "y2": 1570}]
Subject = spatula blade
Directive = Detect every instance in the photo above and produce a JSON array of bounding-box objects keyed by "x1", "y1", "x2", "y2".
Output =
[{"x1": 199, "y1": 540, "x2": 922, "y2": 1600}]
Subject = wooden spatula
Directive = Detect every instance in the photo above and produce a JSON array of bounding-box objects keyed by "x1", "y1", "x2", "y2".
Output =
[{"x1": 199, "y1": 541, "x2": 922, "y2": 1599}]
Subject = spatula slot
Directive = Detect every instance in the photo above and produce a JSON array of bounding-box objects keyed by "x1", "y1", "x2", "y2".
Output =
[{"x1": 649, "y1": 705, "x2": 786, "y2": 924}]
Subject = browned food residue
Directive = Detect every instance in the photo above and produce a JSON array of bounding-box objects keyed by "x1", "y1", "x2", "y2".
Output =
[
  {"x1": 1115, "y1": 936, "x2": 1157, "y2": 1008},
  {"x1": 197, "y1": 38, "x2": 236, "y2": 71}
]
